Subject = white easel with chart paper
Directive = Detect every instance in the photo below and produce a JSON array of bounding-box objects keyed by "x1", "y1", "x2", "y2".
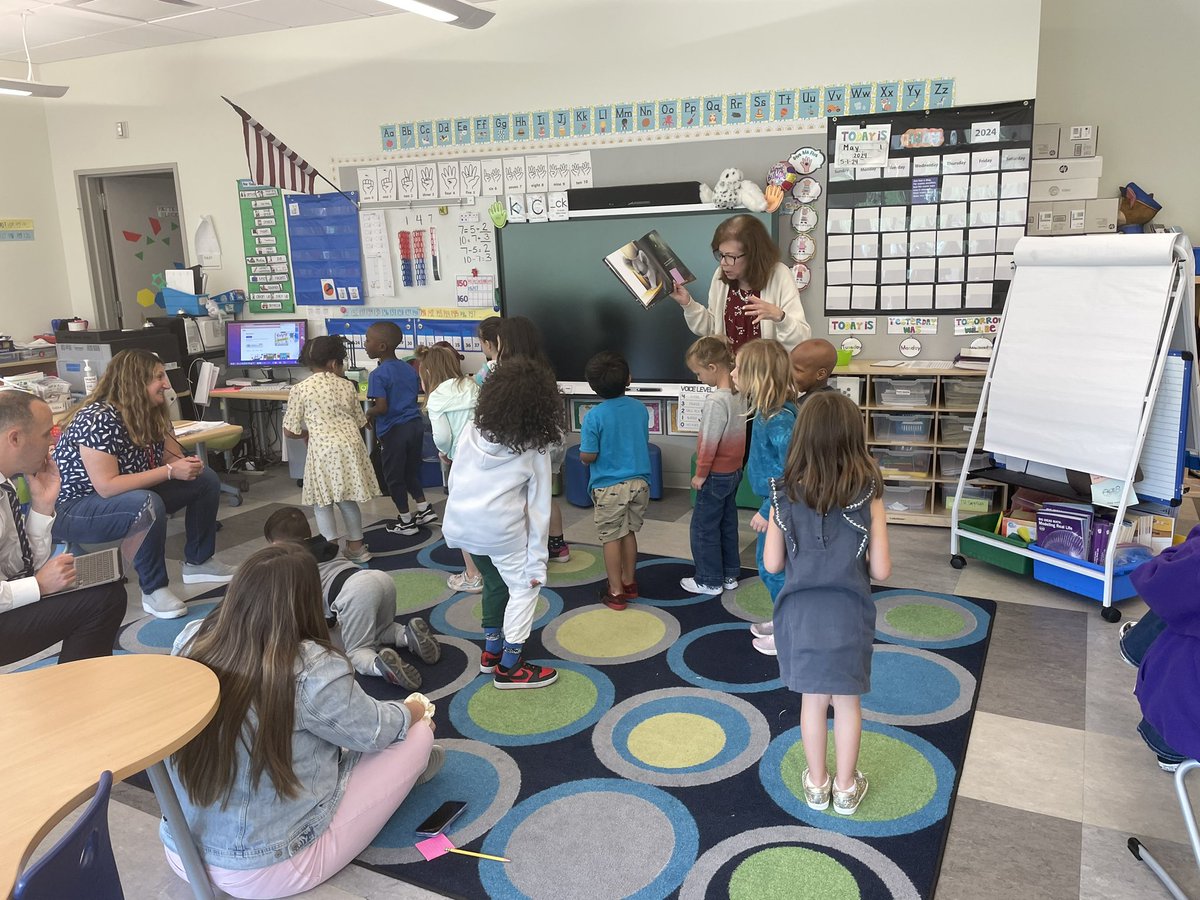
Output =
[{"x1": 948, "y1": 233, "x2": 1198, "y2": 621}]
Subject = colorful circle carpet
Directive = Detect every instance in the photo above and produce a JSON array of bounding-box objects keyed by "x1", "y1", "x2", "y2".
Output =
[{"x1": 114, "y1": 524, "x2": 994, "y2": 899}]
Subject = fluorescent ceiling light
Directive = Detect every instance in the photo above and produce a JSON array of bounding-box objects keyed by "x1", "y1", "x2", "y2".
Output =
[
  {"x1": 376, "y1": 0, "x2": 494, "y2": 29},
  {"x1": 2, "y1": 13, "x2": 70, "y2": 99}
]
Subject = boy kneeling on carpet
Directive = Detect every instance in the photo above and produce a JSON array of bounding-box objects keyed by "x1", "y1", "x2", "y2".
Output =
[{"x1": 264, "y1": 507, "x2": 441, "y2": 691}]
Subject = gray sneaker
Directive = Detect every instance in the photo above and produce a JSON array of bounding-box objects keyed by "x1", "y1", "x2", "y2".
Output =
[
  {"x1": 801, "y1": 767, "x2": 831, "y2": 811},
  {"x1": 375, "y1": 648, "x2": 422, "y2": 691},
  {"x1": 141, "y1": 587, "x2": 187, "y2": 619},
  {"x1": 833, "y1": 770, "x2": 869, "y2": 815},
  {"x1": 182, "y1": 558, "x2": 236, "y2": 584},
  {"x1": 417, "y1": 744, "x2": 446, "y2": 785},
  {"x1": 404, "y1": 617, "x2": 442, "y2": 664}
]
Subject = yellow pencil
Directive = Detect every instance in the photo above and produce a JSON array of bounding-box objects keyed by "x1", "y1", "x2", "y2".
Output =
[{"x1": 447, "y1": 847, "x2": 510, "y2": 863}]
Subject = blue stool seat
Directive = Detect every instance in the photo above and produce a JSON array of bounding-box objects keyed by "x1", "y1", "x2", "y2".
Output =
[{"x1": 564, "y1": 443, "x2": 663, "y2": 508}]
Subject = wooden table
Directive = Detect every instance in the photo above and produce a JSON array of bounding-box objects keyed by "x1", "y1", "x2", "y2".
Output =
[{"x1": 0, "y1": 655, "x2": 220, "y2": 900}]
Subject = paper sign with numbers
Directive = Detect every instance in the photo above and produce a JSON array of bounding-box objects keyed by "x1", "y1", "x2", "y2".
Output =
[
  {"x1": 455, "y1": 274, "x2": 495, "y2": 307},
  {"x1": 676, "y1": 383, "x2": 714, "y2": 432}
]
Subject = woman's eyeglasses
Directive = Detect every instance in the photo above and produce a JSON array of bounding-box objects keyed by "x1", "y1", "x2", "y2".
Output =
[{"x1": 713, "y1": 251, "x2": 746, "y2": 264}]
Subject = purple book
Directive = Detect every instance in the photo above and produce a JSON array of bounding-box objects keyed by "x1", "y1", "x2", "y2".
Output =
[
  {"x1": 1091, "y1": 519, "x2": 1113, "y2": 565},
  {"x1": 1036, "y1": 508, "x2": 1093, "y2": 559}
]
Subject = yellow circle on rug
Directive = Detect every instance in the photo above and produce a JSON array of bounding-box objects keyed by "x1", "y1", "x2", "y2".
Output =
[
  {"x1": 627, "y1": 713, "x2": 726, "y2": 767},
  {"x1": 556, "y1": 607, "x2": 666, "y2": 658}
]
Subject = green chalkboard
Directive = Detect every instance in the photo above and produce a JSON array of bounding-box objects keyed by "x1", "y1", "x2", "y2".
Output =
[{"x1": 498, "y1": 208, "x2": 774, "y2": 385}]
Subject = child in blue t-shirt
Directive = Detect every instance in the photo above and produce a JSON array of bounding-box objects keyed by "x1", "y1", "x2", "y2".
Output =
[
  {"x1": 365, "y1": 322, "x2": 436, "y2": 536},
  {"x1": 578, "y1": 351, "x2": 651, "y2": 610}
]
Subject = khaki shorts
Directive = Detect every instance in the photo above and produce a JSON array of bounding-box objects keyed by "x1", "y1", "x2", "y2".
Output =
[{"x1": 592, "y1": 478, "x2": 650, "y2": 543}]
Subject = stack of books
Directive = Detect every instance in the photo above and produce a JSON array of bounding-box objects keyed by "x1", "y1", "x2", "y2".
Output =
[
  {"x1": 953, "y1": 346, "x2": 992, "y2": 371},
  {"x1": 1035, "y1": 502, "x2": 1094, "y2": 559}
]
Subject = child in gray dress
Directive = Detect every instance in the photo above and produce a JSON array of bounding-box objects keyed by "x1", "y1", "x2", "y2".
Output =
[{"x1": 764, "y1": 391, "x2": 891, "y2": 816}]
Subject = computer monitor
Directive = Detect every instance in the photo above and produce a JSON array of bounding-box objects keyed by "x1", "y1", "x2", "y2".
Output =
[{"x1": 226, "y1": 319, "x2": 306, "y2": 368}]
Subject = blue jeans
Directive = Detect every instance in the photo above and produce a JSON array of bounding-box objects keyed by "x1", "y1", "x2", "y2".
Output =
[
  {"x1": 53, "y1": 466, "x2": 221, "y2": 593},
  {"x1": 691, "y1": 469, "x2": 741, "y2": 589},
  {"x1": 756, "y1": 529, "x2": 785, "y2": 603},
  {"x1": 1120, "y1": 609, "x2": 1167, "y2": 667},
  {"x1": 1138, "y1": 716, "x2": 1186, "y2": 765}
]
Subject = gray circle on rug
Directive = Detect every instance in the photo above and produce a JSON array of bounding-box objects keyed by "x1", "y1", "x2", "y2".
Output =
[
  {"x1": 592, "y1": 687, "x2": 771, "y2": 786},
  {"x1": 719, "y1": 580, "x2": 770, "y2": 621},
  {"x1": 357, "y1": 738, "x2": 520, "y2": 866},
  {"x1": 505, "y1": 793, "x2": 676, "y2": 899},
  {"x1": 677, "y1": 825, "x2": 920, "y2": 900},
  {"x1": 423, "y1": 635, "x2": 484, "y2": 704},
  {"x1": 542, "y1": 604, "x2": 681, "y2": 665},
  {"x1": 441, "y1": 591, "x2": 556, "y2": 636},
  {"x1": 874, "y1": 593, "x2": 978, "y2": 643},
  {"x1": 862, "y1": 645, "x2": 976, "y2": 727}
]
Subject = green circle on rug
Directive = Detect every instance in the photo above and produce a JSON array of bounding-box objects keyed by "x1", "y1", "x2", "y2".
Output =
[
  {"x1": 884, "y1": 604, "x2": 966, "y2": 638},
  {"x1": 544, "y1": 547, "x2": 605, "y2": 583},
  {"x1": 628, "y1": 713, "x2": 725, "y2": 767},
  {"x1": 467, "y1": 669, "x2": 598, "y2": 735},
  {"x1": 730, "y1": 847, "x2": 860, "y2": 900},
  {"x1": 781, "y1": 731, "x2": 936, "y2": 822},
  {"x1": 733, "y1": 579, "x2": 773, "y2": 620},
  {"x1": 466, "y1": 595, "x2": 551, "y2": 623},
  {"x1": 556, "y1": 608, "x2": 666, "y2": 657},
  {"x1": 391, "y1": 571, "x2": 450, "y2": 613}
]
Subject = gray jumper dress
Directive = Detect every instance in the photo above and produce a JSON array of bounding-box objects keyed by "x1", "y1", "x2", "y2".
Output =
[{"x1": 770, "y1": 478, "x2": 876, "y2": 695}]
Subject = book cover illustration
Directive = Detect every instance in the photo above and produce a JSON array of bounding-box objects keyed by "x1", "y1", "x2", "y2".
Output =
[{"x1": 603, "y1": 229, "x2": 695, "y2": 309}]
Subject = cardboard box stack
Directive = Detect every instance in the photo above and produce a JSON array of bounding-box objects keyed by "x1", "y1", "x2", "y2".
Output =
[{"x1": 1026, "y1": 124, "x2": 1117, "y2": 236}]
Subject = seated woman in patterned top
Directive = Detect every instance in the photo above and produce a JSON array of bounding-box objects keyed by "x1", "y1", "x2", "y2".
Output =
[{"x1": 52, "y1": 349, "x2": 233, "y2": 619}]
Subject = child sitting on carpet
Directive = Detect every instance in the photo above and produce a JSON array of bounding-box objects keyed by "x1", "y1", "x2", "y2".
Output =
[
  {"x1": 264, "y1": 507, "x2": 441, "y2": 691},
  {"x1": 442, "y1": 357, "x2": 564, "y2": 689},
  {"x1": 764, "y1": 391, "x2": 890, "y2": 816}
]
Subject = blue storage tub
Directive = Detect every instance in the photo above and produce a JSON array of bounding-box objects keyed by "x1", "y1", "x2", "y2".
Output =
[
  {"x1": 161, "y1": 287, "x2": 245, "y2": 316},
  {"x1": 1029, "y1": 544, "x2": 1144, "y2": 601}
]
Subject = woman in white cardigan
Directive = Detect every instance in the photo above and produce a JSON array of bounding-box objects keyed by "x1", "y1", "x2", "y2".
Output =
[{"x1": 671, "y1": 214, "x2": 811, "y2": 355}]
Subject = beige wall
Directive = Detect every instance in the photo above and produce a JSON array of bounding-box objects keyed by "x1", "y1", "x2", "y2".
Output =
[
  {"x1": 1037, "y1": 0, "x2": 1200, "y2": 240},
  {"x1": 10, "y1": 0, "x2": 1041, "y2": 327},
  {"x1": 0, "y1": 96, "x2": 71, "y2": 341}
]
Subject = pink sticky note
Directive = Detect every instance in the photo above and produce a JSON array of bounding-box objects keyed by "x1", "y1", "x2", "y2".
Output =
[{"x1": 416, "y1": 833, "x2": 455, "y2": 861}]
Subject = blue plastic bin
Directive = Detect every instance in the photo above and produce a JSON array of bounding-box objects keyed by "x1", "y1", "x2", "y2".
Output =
[
  {"x1": 563, "y1": 443, "x2": 663, "y2": 508},
  {"x1": 1029, "y1": 544, "x2": 1144, "y2": 602},
  {"x1": 161, "y1": 287, "x2": 244, "y2": 316}
]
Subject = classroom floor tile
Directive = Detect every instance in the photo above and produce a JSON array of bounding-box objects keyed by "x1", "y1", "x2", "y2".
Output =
[{"x1": 1079, "y1": 822, "x2": 1200, "y2": 900}]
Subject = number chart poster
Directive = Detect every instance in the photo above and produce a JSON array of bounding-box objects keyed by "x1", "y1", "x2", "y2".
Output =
[
  {"x1": 822, "y1": 100, "x2": 1034, "y2": 316},
  {"x1": 237, "y1": 179, "x2": 295, "y2": 314}
]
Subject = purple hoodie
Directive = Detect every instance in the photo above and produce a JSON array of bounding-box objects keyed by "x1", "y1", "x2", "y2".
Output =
[{"x1": 1133, "y1": 524, "x2": 1200, "y2": 758}]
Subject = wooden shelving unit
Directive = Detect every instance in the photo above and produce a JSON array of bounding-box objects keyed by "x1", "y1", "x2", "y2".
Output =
[{"x1": 834, "y1": 360, "x2": 1004, "y2": 527}]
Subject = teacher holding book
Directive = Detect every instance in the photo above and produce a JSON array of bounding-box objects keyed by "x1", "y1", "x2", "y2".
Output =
[{"x1": 670, "y1": 214, "x2": 811, "y2": 355}]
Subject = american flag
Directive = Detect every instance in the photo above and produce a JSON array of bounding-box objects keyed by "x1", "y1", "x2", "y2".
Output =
[{"x1": 223, "y1": 97, "x2": 317, "y2": 193}]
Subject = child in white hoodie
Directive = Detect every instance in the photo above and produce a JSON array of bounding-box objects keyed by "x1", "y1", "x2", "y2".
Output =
[
  {"x1": 421, "y1": 345, "x2": 483, "y2": 593},
  {"x1": 442, "y1": 357, "x2": 565, "y2": 690}
]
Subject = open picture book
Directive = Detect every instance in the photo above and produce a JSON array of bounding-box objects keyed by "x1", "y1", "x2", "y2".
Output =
[{"x1": 603, "y1": 229, "x2": 695, "y2": 308}]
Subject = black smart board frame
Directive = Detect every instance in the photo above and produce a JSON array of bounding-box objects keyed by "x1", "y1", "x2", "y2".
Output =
[{"x1": 497, "y1": 205, "x2": 775, "y2": 393}]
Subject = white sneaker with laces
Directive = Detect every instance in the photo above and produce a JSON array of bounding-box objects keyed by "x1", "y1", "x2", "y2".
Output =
[
  {"x1": 447, "y1": 571, "x2": 484, "y2": 593},
  {"x1": 679, "y1": 577, "x2": 722, "y2": 596},
  {"x1": 723, "y1": 577, "x2": 739, "y2": 591}
]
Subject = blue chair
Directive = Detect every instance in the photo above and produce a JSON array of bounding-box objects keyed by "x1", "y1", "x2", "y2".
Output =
[{"x1": 14, "y1": 770, "x2": 124, "y2": 900}]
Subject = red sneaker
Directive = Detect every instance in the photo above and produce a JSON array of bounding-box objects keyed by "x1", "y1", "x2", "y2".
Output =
[
  {"x1": 493, "y1": 659, "x2": 558, "y2": 689},
  {"x1": 547, "y1": 542, "x2": 571, "y2": 563},
  {"x1": 622, "y1": 581, "x2": 639, "y2": 599},
  {"x1": 600, "y1": 590, "x2": 628, "y2": 611},
  {"x1": 479, "y1": 649, "x2": 502, "y2": 674}
]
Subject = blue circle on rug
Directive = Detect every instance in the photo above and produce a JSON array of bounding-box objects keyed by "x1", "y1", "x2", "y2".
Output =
[
  {"x1": 872, "y1": 589, "x2": 990, "y2": 649},
  {"x1": 119, "y1": 601, "x2": 221, "y2": 653},
  {"x1": 759, "y1": 722, "x2": 955, "y2": 837},
  {"x1": 668, "y1": 623, "x2": 783, "y2": 693},
  {"x1": 632, "y1": 558, "x2": 728, "y2": 608},
  {"x1": 429, "y1": 588, "x2": 564, "y2": 641},
  {"x1": 448, "y1": 659, "x2": 614, "y2": 746},
  {"x1": 375, "y1": 745, "x2": 499, "y2": 844},
  {"x1": 863, "y1": 648, "x2": 962, "y2": 718},
  {"x1": 480, "y1": 778, "x2": 699, "y2": 900},
  {"x1": 416, "y1": 538, "x2": 464, "y2": 573},
  {"x1": 613, "y1": 695, "x2": 751, "y2": 773}
]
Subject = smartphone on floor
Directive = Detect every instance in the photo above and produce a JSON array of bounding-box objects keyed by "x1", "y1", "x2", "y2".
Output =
[{"x1": 415, "y1": 800, "x2": 467, "y2": 836}]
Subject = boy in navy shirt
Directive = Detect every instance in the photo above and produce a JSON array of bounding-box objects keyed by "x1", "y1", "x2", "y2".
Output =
[
  {"x1": 579, "y1": 351, "x2": 651, "y2": 610},
  {"x1": 365, "y1": 322, "x2": 436, "y2": 535}
]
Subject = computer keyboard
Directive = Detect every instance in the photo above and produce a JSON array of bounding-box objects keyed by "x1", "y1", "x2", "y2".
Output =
[{"x1": 253, "y1": 382, "x2": 291, "y2": 390}]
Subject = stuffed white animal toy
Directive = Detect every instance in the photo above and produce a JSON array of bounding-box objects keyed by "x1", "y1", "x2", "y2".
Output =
[{"x1": 699, "y1": 167, "x2": 768, "y2": 212}]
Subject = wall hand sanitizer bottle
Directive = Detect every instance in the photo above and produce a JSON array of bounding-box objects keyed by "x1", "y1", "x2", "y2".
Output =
[{"x1": 83, "y1": 360, "x2": 97, "y2": 394}]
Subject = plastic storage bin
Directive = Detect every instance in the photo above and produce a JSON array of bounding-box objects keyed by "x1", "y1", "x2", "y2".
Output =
[
  {"x1": 871, "y1": 446, "x2": 933, "y2": 477},
  {"x1": 939, "y1": 412, "x2": 982, "y2": 447},
  {"x1": 871, "y1": 412, "x2": 934, "y2": 442},
  {"x1": 1029, "y1": 544, "x2": 1143, "y2": 601},
  {"x1": 161, "y1": 287, "x2": 209, "y2": 316},
  {"x1": 881, "y1": 481, "x2": 931, "y2": 512},
  {"x1": 873, "y1": 377, "x2": 935, "y2": 407},
  {"x1": 958, "y1": 512, "x2": 1034, "y2": 575},
  {"x1": 939, "y1": 449, "x2": 992, "y2": 477},
  {"x1": 942, "y1": 377, "x2": 984, "y2": 408},
  {"x1": 940, "y1": 484, "x2": 996, "y2": 512}
]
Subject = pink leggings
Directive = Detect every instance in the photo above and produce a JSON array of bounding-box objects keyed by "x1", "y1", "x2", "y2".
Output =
[{"x1": 165, "y1": 722, "x2": 435, "y2": 899}]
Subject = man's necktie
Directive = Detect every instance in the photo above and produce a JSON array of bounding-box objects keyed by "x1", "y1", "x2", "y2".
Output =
[{"x1": 3, "y1": 482, "x2": 35, "y2": 578}]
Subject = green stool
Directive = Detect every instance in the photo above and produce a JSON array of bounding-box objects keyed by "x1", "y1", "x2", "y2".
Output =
[{"x1": 688, "y1": 453, "x2": 762, "y2": 510}]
